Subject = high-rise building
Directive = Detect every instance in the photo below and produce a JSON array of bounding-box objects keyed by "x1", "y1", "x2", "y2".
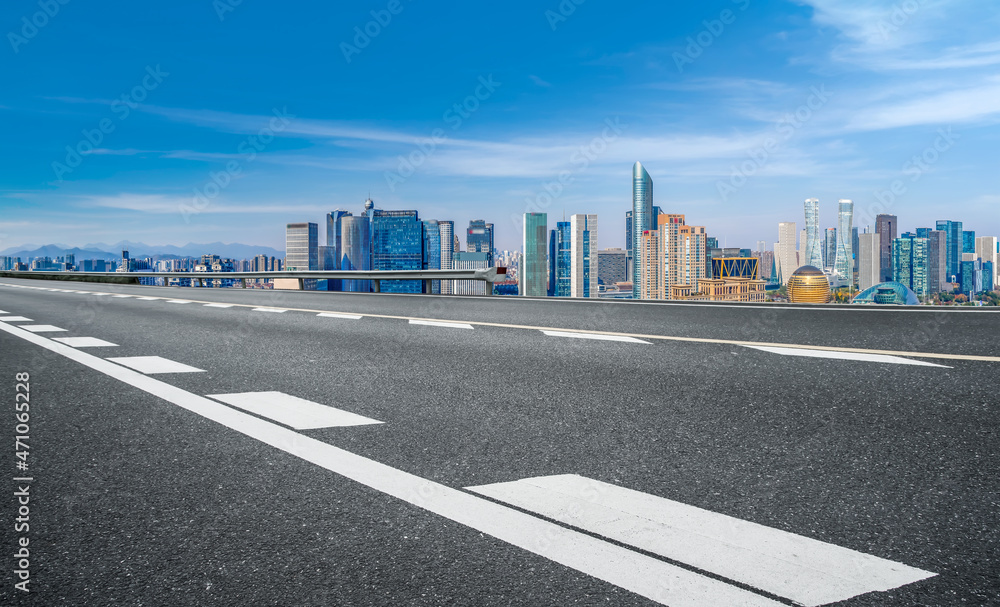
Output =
[
  {"x1": 876, "y1": 214, "x2": 898, "y2": 282},
  {"x1": 852, "y1": 226, "x2": 860, "y2": 274},
  {"x1": 917, "y1": 228, "x2": 947, "y2": 294},
  {"x1": 438, "y1": 220, "x2": 454, "y2": 295},
  {"x1": 963, "y1": 230, "x2": 976, "y2": 254},
  {"x1": 570, "y1": 214, "x2": 598, "y2": 298},
  {"x1": 936, "y1": 220, "x2": 963, "y2": 281},
  {"x1": 597, "y1": 248, "x2": 627, "y2": 287},
  {"x1": 835, "y1": 199, "x2": 854, "y2": 282},
  {"x1": 453, "y1": 251, "x2": 489, "y2": 295},
  {"x1": 285, "y1": 222, "x2": 318, "y2": 290},
  {"x1": 753, "y1": 250, "x2": 775, "y2": 281},
  {"x1": 756, "y1": 240, "x2": 766, "y2": 254},
  {"x1": 326, "y1": 209, "x2": 352, "y2": 291},
  {"x1": 340, "y1": 215, "x2": 371, "y2": 292},
  {"x1": 639, "y1": 229, "x2": 663, "y2": 299},
  {"x1": 631, "y1": 162, "x2": 653, "y2": 298},
  {"x1": 659, "y1": 214, "x2": 685, "y2": 294},
  {"x1": 893, "y1": 233, "x2": 929, "y2": 298},
  {"x1": 776, "y1": 222, "x2": 798, "y2": 284},
  {"x1": 960, "y1": 253, "x2": 982, "y2": 295},
  {"x1": 466, "y1": 220, "x2": 494, "y2": 265},
  {"x1": 521, "y1": 213, "x2": 548, "y2": 297},
  {"x1": 548, "y1": 228, "x2": 557, "y2": 297},
  {"x1": 976, "y1": 236, "x2": 999, "y2": 289},
  {"x1": 554, "y1": 221, "x2": 572, "y2": 297},
  {"x1": 823, "y1": 227, "x2": 837, "y2": 270},
  {"x1": 666, "y1": 224, "x2": 707, "y2": 295},
  {"x1": 371, "y1": 210, "x2": 422, "y2": 293},
  {"x1": 858, "y1": 232, "x2": 880, "y2": 292},
  {"x1": 804, "y1": 198, "x2": 822, "y2": 268},
  {"x1": 422, "y1": 220, "x2": 441, "y2": 294}
]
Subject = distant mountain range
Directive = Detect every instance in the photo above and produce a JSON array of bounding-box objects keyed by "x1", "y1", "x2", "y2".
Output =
[{"x1": 0, "y1": 242, "x2": 285, "y2": 261}]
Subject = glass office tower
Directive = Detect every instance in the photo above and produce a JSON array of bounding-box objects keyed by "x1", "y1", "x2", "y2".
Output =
[
  {"x1": 632, "y1": 162, "x2": 653, "y2": 298},
  {"x1": 467, "y1": 220, "x2": 494, "y2": 265},
  {"x1": 555, "y1": 221, "x2": 571, "y2": 297},
  {"x1": 804, "y1": 198, "x2": 822, "y2": 268},
  {"x1": 285, "y1": 222, "x2": 318, "y2": 290},
  {"x1": 422, "y1": 220, "x2": 441, "y2": 294},
  {"x1": 835, "y1": 199, "x2": 854, "y2": 282},
  {"x1": 371, "y1": 210, "x2": 422, "y2": 293},
  {"x1": 340, "y1": 215, "x2": 371, "y2": 293},
  {"x1": 936, "y1": 220, "x2": 963, "y2": 281},
  {"x1": 521, "y1": 213, "x2": 548, "y2": 297}
]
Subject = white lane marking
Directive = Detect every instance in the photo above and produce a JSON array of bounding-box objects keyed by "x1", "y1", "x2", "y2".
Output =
[
  {"x1": 20, "y1": 325, "x2": 67, "y2": 333},
  {"x1": 0, "y1": 322, "x2": 786, "y2": 607},
  {"x1": 743, "y1": 345, "x2": 951, "y2": 368},
  {"x1": 542, "y1": 330, "x2": 651, "y2": 344},
  {"x1": 0, "y1": 310, "x2": 6, "y2": 313},
  {"x1": 204, "y1": 303, "x2": 234, "y2": 308},
  {"x1": 112, "y1": 294, "x2": 133, "y2": 298},
  {"x1": 0, "y1": 316, "x2": 33, "y2": 322},
  {"x1": 252, "y1": 308, "x2": 287, "y2": 313},
  {"x1": 73, "y1": 290, "x2": 91, "y2": 294},
  {"x1": 91, "y1": 292, "x2": 111, "y2": 296},
  {"x1": 409, "y1": 319, "x2": 474, "y2": 330},
  {"x1": 207, "y1": 392, "x2": 383, "y2": 430},
  {"x1": 165, "y1": 299, "x2": 192, "y2": 304},
  {"x1": 136, "y1": 297, "x2": 159, "y2": 301},
  {"x1": 52, "y1": 337, "x2": 119, "y2": 348},
  {"x1": 468, "y1": 474, "x2": 935, "y2": 607},
  {"x1": 106, "y1": 356, "x2": 205, "y2": 374},
  {"x1": 317, "y1": 312, "x2": 363, "y2": 320}
]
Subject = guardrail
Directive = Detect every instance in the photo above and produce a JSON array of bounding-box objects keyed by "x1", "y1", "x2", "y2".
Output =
[{"x1": 0, "y1": 267, "x2": 508, "y2": 296}]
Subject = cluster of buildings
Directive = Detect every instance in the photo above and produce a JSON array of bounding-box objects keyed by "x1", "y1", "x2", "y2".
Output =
[
  {"x1": 283, "y1": 200, "x2": 505, "y2": 295},
  {"x1": 771, "y1": 199, "x2": 998, "y2": 302}
]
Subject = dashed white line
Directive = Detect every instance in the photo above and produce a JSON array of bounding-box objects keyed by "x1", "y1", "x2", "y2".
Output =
[
  {"x1": 409, "y1": 319, "x2": 474, "y2": 330},
  {"x1": 106, "y1": 356, "x2": 205, "y2": 374},
  {"x1": 204, "y1": 303, "x2": 234, "y2": 308},
  {"x1": 252, "y1": 308, "x2": 287, "y2": 313},
  {"x1": 136, "y1": 297, "x2": 159, "y2": 301},
  {"x1": 0, "y1": 316, "x2": 33, "y2": 322},
  {"x1": 52, "y1": 337, "x2": 119, "y2": 348},
  {"x1": 317, "y1": 312, "x2": 363, "y2": 320},
  {"x1": 542, "y1": 330, "x2": 651, "y2": 344},
  {"x1": 742, "y1": 345, "x2": 952, "y2": 368},
  {"x1": 165, "y1": 299, "x2": 193, "y2": 304},
  {"x1": 207, "y1": 391, "x2": 383, "y2": 430},
  {"x1": 112, "y1": 294, "x2": 133, "y2": 298},
  {"x1": 19, "y1": 325, "x2": 67, "y2": 333}
]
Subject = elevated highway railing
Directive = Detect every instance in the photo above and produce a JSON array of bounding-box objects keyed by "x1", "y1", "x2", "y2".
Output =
[{"x1": 0, "y1": 268, "x2": 508, "y2": 295}]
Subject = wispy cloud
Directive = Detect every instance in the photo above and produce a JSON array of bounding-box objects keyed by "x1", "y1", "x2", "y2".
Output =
[{"x1": 529, "y1": 75, "x2": 553, "y2": 88}]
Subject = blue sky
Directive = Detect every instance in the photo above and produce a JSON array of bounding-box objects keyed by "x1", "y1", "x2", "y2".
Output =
[{"x1": 2, "y1": 0, "x2": 999, "y2": 253}]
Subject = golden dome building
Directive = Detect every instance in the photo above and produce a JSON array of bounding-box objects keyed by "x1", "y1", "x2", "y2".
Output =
[{"x1": 786, "y1": 265, "x2": 832, "y2": 303}]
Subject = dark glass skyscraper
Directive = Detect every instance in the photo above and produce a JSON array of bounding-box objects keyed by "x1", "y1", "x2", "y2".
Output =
[
  {"x1": 936, "y1": 220, "x2": 963, "y2": 280},
  {"x1": 876, "y1": 214, "x2": 898, "y2": 282},
  {"x1": 632, "y1": 162, "x2": 653, "y2": 298},
  {"x1": 422, "y1": 220, "x2": 441, "y2": 294},
  {"x1": 555, "y1": 221, "x2": 571, "y2": 297},
  {"x1": 372, "y1": 210, "x2": 423, "y2": 293},
  {"x1": 467, "y1": 220, "x2": 494, "y2": 265},
  {"x1": 340, "y1": 215, "x2": 371, "y2": 292},
  {"x1": 521, "y1": 213, "x2": 548, "y2": 297}
]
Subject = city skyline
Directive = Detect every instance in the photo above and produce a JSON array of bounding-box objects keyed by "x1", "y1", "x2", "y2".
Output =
[{"x1": 3, "y1": 1, "x2": 1000, "y2": 253}]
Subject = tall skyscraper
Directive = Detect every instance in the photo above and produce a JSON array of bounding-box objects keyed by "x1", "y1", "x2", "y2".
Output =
[
  {"x1": 666, "y1": 225, "x2": 707, "y2": 295},
  {"x1": 422, "y1": 220, "x2": 441, "y2": 294},
  {"x1": 371, "y1": 210, "x2": 423, "y2": 293},
  {"x1": 893, "y1": 234, "x2": 929, "y2": 298},
  {"x1": 340, "y1": 215, "x2": 371, "y2": 292},
  {"x1": 917, "y1": 228, "x2": 947, "y2": 294},
  {"x1": 521, "y1": 213, "x2": 548, "y2": 297},
  {"x1": 755, "y1": 240, "x2": 766, "y2": 253},
  {"x1": 548, "y1": 228, "x2": 557, "y2": 297},
  {"x1": 285, "y1": 222, "x2": 318, "y2": 290},
  {"x1": 963, "y1": 230, "x2": 976, "y2": 254},
  {"x1": 659, "y1": 213, "x2": 685, "y2": 294},
  {"x1": 976, "y1": 236, "x2": 999, "y2": 288},
  {"x1": 852, "y1": 226, "x2": 860, "y2": 274},
  {"x1": 876, "y1": 214, "x2": 897, "y2": 282},
  {"x1": 935, "y1": 220, "x2": 962, "y2": 281},
  {"x1": 835, "y1": 199, "x2": 854, "y2": 282},
  {"x1": 823, "y1": 227, "x2": 837, "y2": 270},
  {"x1": 858, "y1": 232, "x2": 880, "y2": 292},
  {"x1": 326, "y1": 210, "x2": 351, "y2": 291},
  {"x1": 804, "y1": 198, "x2": 822, "y2": 268},
  {"x1": 554, "y1": 221, "x2": 571, "y2": 297},
  {"x1": 776, "y1": 222, "x2": 798, "y2": 284},
  {"x1": 632, "y1": 162, "x2": 653, "y2": 298},
  {"x1": 453, "y1": 252, "x2": 489, "y2": 295},
  {"x1": 597, "y1": 248, "x2": 627, "y2": 287},
  {"x1": 438, "y1": 220, "x2": 454, "y2": 295},
  {"x1": 570, "y1": 214, "x2": 598, "y2": 298},
  {"x1": 466, "y1": 220, "x2": 494, "y2": 265}
]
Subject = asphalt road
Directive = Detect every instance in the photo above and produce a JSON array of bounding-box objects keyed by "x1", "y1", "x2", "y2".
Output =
[{"x1": 1, "y1": 277, "x2": 998, "y2": 606}]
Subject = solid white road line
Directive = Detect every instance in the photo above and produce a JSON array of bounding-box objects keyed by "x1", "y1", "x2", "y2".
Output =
[
  {"x1": 742, "y1": 345, "x2": 952, "y2": 368},
  {"x1": 252, "y1": 308, "x2": 287, "y2": 313},
  {"x1": 20, "y1": 325, "x2": 67, "y2": 333},
  {"x1": 204, "y1": 303, "x2": 235, "y2": 308},
  {"x1": 165, "y1": 299, "x2": 192, "y2": 304},
  {"x1": 106, "y1": 356, "x2": 205, "y2": 374},
  {"x1": 0, "y1": 316, "x2": 33, "y2": 322},
  {"x1": 51, "y1": 337, "x2": 119, "y2": 348},
  {"x1": 207, "y1": 391, "x2": 383, "y2": 430},
  {"x1": 409, "y1": 319, "x2": 474, "y2": 330},
  {"x1": 542, "y1": 330, "x2": 651, "y2": 344},
  {"x1": 468, "y1": 474, "x2": 936, "y2": 607},
  {"x1": 317, "y1": 312, "x2": 363, "y2": 320},
  {"x1": 0, "y1": 321, "x2": 786, "y2": 607}
]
